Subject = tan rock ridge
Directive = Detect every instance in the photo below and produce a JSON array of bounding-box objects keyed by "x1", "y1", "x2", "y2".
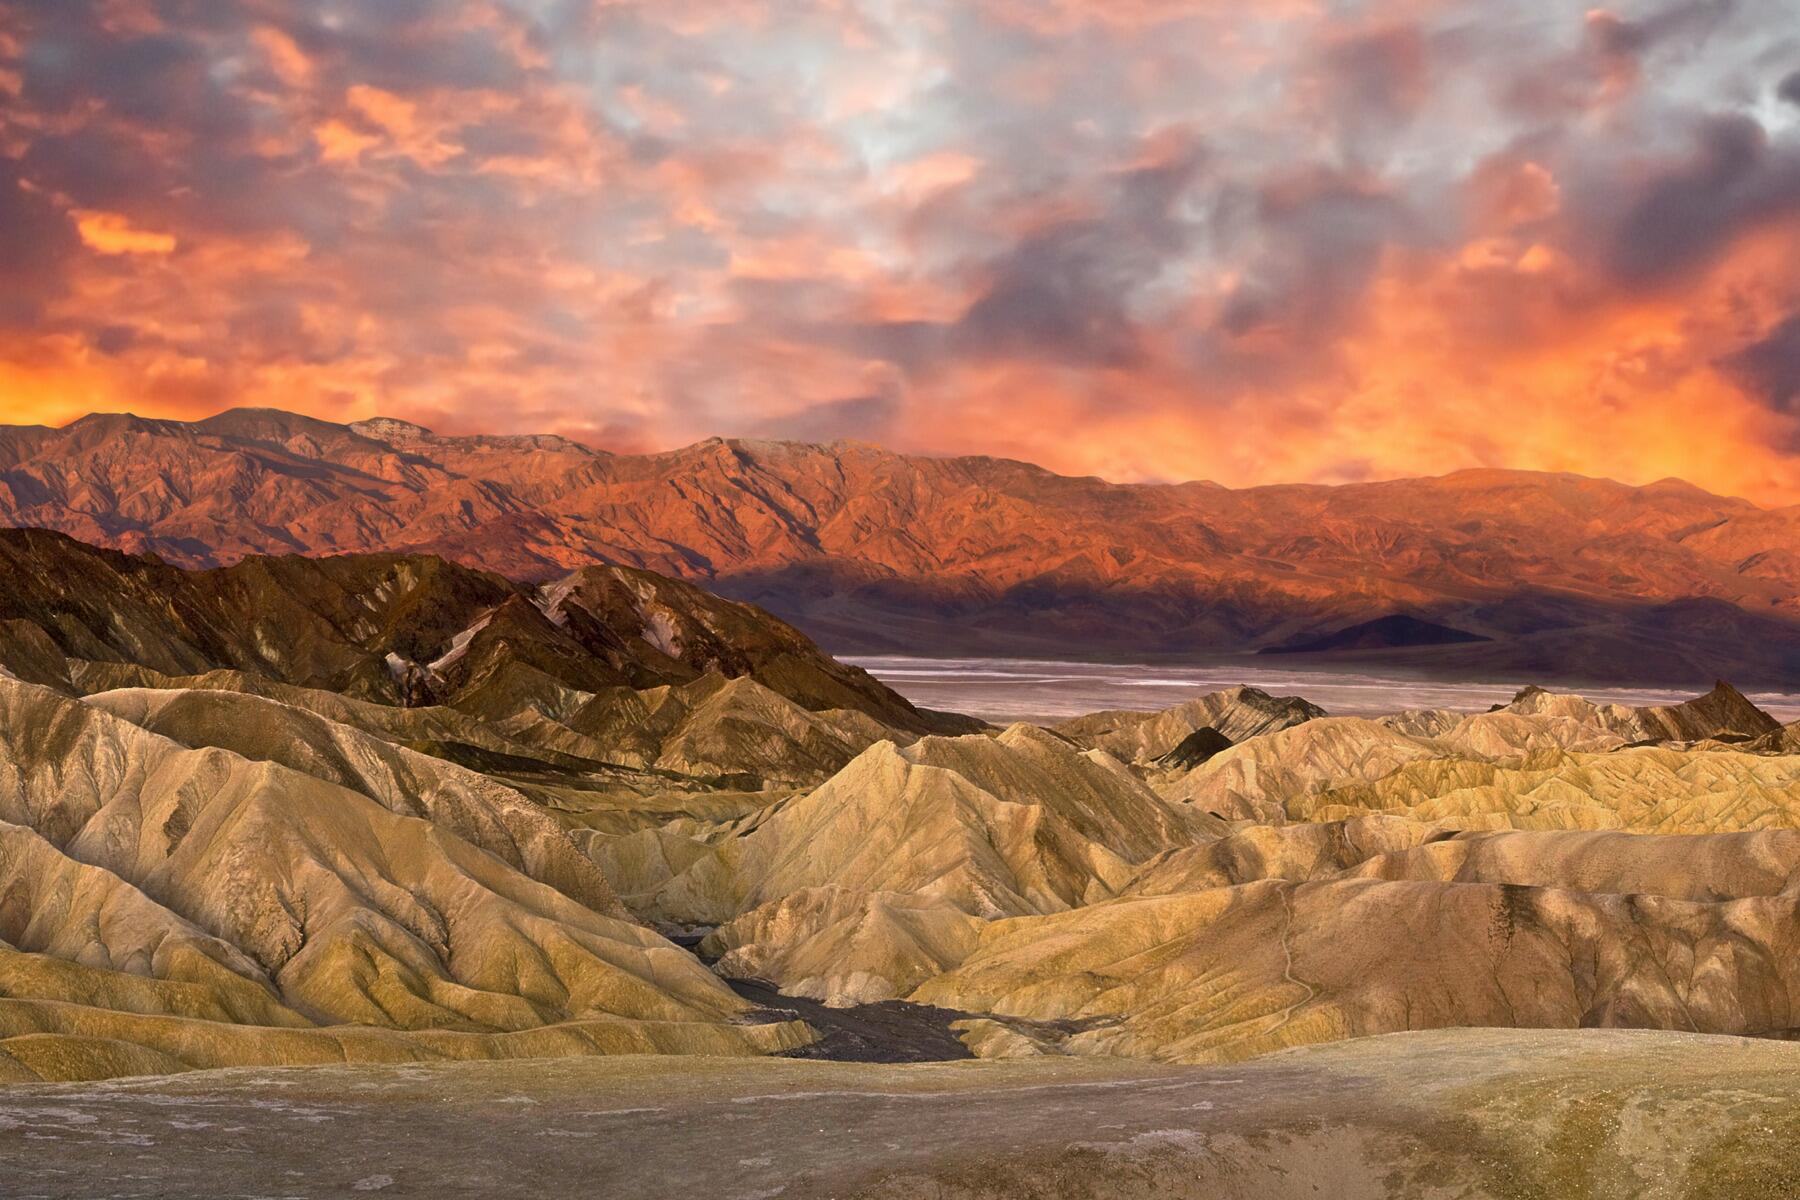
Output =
[
  {"x1": 593, "y1": 726, "x2": 1217, "y2": 1006},
  {"x1": 630, "y1": 725, "x2": 1217, "y2": 927},
  {"x1": 1052, "y1": 685, "x2": 1326, "y2": 763},
  {"x1": 1299, "y1": 745, "x2": 1800, "y2": 832},
  {"x1": 611, "y1": 678, "x2": 1800, "y2": 1067},
  {"x1": 0, "y1": 674, "x2": 812, "y2": 1076},
  {"x1": 913, "y1": 868, "x2": 1800, "y2": 1062},
  {"x1": 1503, "y1": 679, "x2": 1784, "y2": 743},
  {"x1": 1156, "y1": 681, "x2": 1794, "y2": 823},
  {"x1": 79, "y1": 685, "x2": 625, "y2": 917},
  {"x1": 891, "y1": 684, "x2": 1800, "y2": 1063},
  {"x1": 522, "y1": 673, "x2": 899, "y2": 784}
]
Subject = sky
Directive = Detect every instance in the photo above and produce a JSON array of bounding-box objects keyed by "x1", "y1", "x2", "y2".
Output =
[{"x1": 2, "y1": 1, "x2": 1799, "y2": 503}]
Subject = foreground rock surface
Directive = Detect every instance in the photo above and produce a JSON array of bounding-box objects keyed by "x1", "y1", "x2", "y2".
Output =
[{"x1": 4, "y1": 1029, "x2": 1800, "y2": 1199}]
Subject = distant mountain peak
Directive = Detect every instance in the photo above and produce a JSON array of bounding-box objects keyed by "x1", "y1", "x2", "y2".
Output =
[
  {"x1": 1259, "y1": 614, "x2": 1492, "y2": 656},
  {"x1": 3, "y1": 406, "x2": 1799, "y2": 685}
]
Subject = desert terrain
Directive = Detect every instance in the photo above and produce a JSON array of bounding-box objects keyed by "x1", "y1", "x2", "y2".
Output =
[
  {"x1": 10, "y1": 0, "x2": 1800, "y2": 1190},
  {"x1": 2, "y1": 511, "x2": 1800, "y2": 1192}
]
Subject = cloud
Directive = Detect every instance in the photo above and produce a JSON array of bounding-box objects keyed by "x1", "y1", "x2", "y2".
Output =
[
  {"x1": 1600, "y1": 114, "x2": 1800, "y2": 287},
  {"x1": 73, "y1": 209, "x2": 176, "y2": 255},
  {"x1": 0, "y1": 160, "x2": 81, "y2": 325},
  {"x1": 742, "y1": 393, "x2": 902, "y2": 443},
  {"x1": 1309, "y1": 23, "x2": 1433, "y2": 148},
  {"x1": 0, "y1": 0, "x2": 1796, "y2": 503},
  {"x1": 949, "y1": 135, "x2": 1208, "y2": 369},
  {"x1": 1726, "y1": 312, "x2": 1800, "y2": 415}
]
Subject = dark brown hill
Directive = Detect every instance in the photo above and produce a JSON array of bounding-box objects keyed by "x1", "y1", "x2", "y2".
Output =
[{"x1": 0, "y1": 528, "x2": 940, "y2": 733}]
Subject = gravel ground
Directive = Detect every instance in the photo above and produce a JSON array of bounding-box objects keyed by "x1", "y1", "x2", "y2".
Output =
[{"x1": 5, "y1": 1028, "x2": 1800, "y2": 1199}]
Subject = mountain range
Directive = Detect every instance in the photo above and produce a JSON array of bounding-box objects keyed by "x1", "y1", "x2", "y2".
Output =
[{"x1": 4, "y1": 406, "x2": 1800, "y2": 685}]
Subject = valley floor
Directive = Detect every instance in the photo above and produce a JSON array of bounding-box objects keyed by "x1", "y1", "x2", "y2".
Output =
[
  {"x1": 847, "y1": 654, "x2": 1800, "y2": 725},
  {"x1": 4, "y1": 1028, "x2": 1799, "y2": 1199}
]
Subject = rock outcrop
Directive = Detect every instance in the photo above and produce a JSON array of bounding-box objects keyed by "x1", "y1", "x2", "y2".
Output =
[
  {"x1": 603, "y1": 726, "x2": 1217, "y2": 1006},
  {"x1": 0, "y1": 674, "x2": 811, "y2": 1076},
  {"x1": 1500, "y1": 680, "x2": 1783, "y2": 743},
  {"x1": 914, "y1": 865, "x2": 1800, "y2": 1062},
  {"x1": 1054, "y1": 686, "x2": 1325, "y2": 763},
  {"x1": 0, "y1": 527, "x2": 941, "y2": 735}
]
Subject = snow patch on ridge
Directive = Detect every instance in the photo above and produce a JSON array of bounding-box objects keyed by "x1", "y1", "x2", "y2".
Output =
[
  {"x1": 627, "y1": 579, "x2": 685, "y2": 658},
  {"x1": 642, "y1": 610, "x2": 682, "y2": 658},
  {"x1": 367, "y1": 577, "x2": 397, "y2": 610},
  {"x1": 429, "y1": 612, "x2": 494, "y2": 673},
  {"x1": 534, "y1": 578, "x2": 578, "y2": 627}
]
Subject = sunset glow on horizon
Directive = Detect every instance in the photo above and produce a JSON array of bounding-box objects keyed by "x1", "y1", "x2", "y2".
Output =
[{"x1": 2, "y1": 2, "x2": 1799, "y2": 502}]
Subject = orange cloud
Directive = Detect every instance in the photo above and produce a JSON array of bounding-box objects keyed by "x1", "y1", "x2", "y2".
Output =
[
  {"x1": 874, "y1": 216, "x2": 1800, "y2": 505},
  {"x1": 313, "y1": 119, "x2": 380, "y2": 163},
  {"x1": 251, "y1": 26, "x2": 313, "y2": 88},
  {"x1": 72, "y1": 210, "x2": 176, "y2": 256},
  {"x1": 314, "y1": 85, "x2": 463, "y2": 167},
  {"x1": 2, "y1": 0, "x2": 1797, "y2": 512}
]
